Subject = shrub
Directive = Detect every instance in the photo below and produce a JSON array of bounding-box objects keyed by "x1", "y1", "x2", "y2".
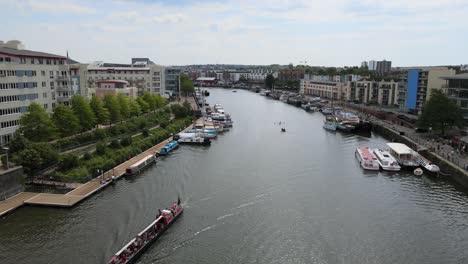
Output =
[
  {"x1": 109, "y1": 139, "x2": 121, "y2": 149},
  {"x1": 96, "y1": 141, "x2": 107, "y2": 156},
  {"x1": 58, "y1": 153, "x2": 79, "y2": 171},
  {"x1": 83, "y1": 153, "x2": 92, "y2": 160},
  {"x1": 120, "y1": 136, "x2": 132, "y2": 147},
  {"x1": 142, "y1": 128, "x2": 150, "y2": 137},
  {"x1": 94, "y1": 129, "x2": 107, "y2": 140}
]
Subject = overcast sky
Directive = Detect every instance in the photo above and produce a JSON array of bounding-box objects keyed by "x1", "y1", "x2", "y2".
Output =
[{"x1": 2, "y1": 0, "x2": 467, "y2": 67}]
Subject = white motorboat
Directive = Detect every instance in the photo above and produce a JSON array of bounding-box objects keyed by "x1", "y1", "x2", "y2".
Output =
[
  {"x1": 414, "y1": 152, "x2": 440, "y2": 173},
  {"x1": 355, "y1": 147, "x2": 380, "y2": 171},
  {"x1": 373, "y1": 149, "x2": 401, "y2": 171},
  {"x1": 174, "y1": 133, "x2": 211, "y2": 145}
]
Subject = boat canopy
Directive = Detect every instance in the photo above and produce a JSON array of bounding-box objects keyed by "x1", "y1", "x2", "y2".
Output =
[
  {"x1": 387, "y1": 143, "x2": 413, "y2": 155},
  {"x1": 129, "y1": 154, "x2": 154, "y2": 169},
  {"x1": 177, "y1": 133, "x2": 196, "y2": 139}
]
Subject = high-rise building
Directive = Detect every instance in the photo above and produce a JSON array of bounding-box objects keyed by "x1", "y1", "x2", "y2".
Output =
[
  {"x1": 165, "y1": 67, "x2": 180, "y2": 96},
  {"x1": 398, "y1": 67, "x2": 456, "y2": 114},
  {"x1": 368, "y1": 60, "x2": 377, "y2": 71},
  {"x1": 343, "y1": 80, "x2": 399, "y2": 106},
  {"x1": 0, "y1": 40, "x2": 86, "y2": 145},
  {"x1": 361, "y1": 61, "x2": 368, "y2": 68},
  {"x1": 376, "y1": 60, "x2": 392, "y2": 74},
  {"x1": 87, "y1": 58, "x2": 165, "y2": 97}
]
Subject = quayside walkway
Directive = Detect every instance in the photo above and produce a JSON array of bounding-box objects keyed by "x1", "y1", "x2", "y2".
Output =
[{"x1": 0, "y1": 124, "x2": 193, "y2": 217}]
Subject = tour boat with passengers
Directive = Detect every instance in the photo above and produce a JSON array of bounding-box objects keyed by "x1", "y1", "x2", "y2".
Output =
[
  {"x1": 125, "y1": 154, "x2": 157, "y2": 175},
  {"x1": 355, "y1": 146, "x2": 380, "y2": 170},
  {"x1": 386, "y1": 143, "x2": 419, "y2": 168},
  {"x1": 108, "y1": 199, "x2": 184, "y2": 264},
  {"x1": 372, "y1": 149, "x2": 401, "y2": 171},
  {"x1": 157, "y1": 141, "x2": 179, "y2": 156}
]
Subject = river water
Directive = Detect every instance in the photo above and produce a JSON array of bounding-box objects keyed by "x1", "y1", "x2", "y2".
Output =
[{"x1": 1, "y1": 88, "x2": 468, "y2": 264}]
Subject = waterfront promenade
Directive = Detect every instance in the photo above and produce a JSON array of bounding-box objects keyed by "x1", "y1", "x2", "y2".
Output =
[{"x1": 0, "y1": 124, "x2": 193, "y2": 216}]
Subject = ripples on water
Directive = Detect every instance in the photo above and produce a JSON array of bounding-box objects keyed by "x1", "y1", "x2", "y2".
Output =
[{"x1": 1, "y1": 88, "x2": 468, "y2": 264}]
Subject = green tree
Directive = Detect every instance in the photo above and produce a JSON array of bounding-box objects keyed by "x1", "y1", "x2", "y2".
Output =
[
  {"x1": 128, "y1": 98, "x2": 142, "y2": 116},
  {"x1": 90, "y1": 96, "x2": 109, "y2": 125},
  {"x1": 417, "y1": 89, "x2": 464, "y2": 135},
  {"x1": 117, "y1": 94, "x2": 131, "y2": 119},
  {"x1": 70, "y1": 95, "x2": 96, "y2": 131},
  {"x1": 103, "y1": 94, "x2": 121, "y2": 124},
  {"x1": 52, "y1": 104, "x2": 81, "y2": 137},
  {"x1": 180, "y1": 74, "x2": 195, "y2": 95},
  {"x1": 8, "y1": 133, "x2": 29, "y2": 154},
  {"x1": 31, "y1": 142, "x2": 59, "y2": 166},
  {"x1": 14, "y1": 148, "x2": 42, "y2": 176},
  {"x1": 265, "y1": 74, "x2": 275, "y2": 89},
  {"x1": 136, "y1": 97, "x2": 150, "y2": 113},
  {"x1": 20, "y1": 102, "x2": 56, "y2": 142}
]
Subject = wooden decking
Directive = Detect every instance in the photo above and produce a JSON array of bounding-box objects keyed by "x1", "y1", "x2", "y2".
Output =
[{"x1": 0, "y1": 123, "x2": 193, "y2": 216}]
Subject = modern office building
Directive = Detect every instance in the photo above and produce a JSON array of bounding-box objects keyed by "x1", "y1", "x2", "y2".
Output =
[
  {"x1": 0, "y1": 40, "x2": 89, "y2": 145},
  {"x1": 87, "y1": 58, "x2": 165, "y2": 97},
  {"x1": 398, "y1": 67, "x2": 456, "y2": 114},
  {"x1": 165, "y1": 67, "x2": 180, "y2": 97},
  {"x1": 442, "y1": 73, "x2": 468, "y2": 119}
]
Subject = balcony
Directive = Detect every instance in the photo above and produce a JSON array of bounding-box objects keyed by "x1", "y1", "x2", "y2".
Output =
[
  {"x1": 56, "y1": 96, "x2": 70, "y2": 102},
  {"x1": 56, "y1": 76, "x2": 69, "y2": 81},
  {"x1": 55, "y1": 86, "x2": 70, "y2": 92}
]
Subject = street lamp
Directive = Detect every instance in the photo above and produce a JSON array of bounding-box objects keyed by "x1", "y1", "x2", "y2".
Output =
[{"x1": 2, "y1": 147, "x2": 9, "y2": 169}]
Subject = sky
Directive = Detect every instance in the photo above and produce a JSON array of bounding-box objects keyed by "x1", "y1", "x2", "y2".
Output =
[{"x1": 1, "y1": 0, "x2": 468, "y2": 67}]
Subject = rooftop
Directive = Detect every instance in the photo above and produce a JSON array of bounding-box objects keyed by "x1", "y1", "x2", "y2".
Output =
[
  {"x1": 0, "y1": 46, "x2": 65, "y2": 59},
  {"x1": 441, "y1": 73, "x2": 468, "y2": 80}
]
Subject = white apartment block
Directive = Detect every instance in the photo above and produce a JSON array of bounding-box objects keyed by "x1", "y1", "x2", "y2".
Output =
[
  {"x1": 0, "y1": 40, "x2": 87, "y2": 145},
  {"x1": 300, "y1": 80, "x2": 345, "y2": 100},
  {"x1": 247, "y1": 69, "x2": 278, "y2": 81},
  {"x1": 344, "y1": 80, "x2": 399, "y2": 106},
  {"x1": 87, "y1": 59, "x2": 166, "y2": 97}
]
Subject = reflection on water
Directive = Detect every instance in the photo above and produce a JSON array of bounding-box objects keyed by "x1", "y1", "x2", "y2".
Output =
[{"x1": 1, "y1": 88, "x2": 468, "y2": 264}]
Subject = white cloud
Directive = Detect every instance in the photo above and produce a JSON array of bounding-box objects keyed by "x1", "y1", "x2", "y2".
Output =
[{"x1": 26, "y1": 0, "x2": 96, "y2": 14}]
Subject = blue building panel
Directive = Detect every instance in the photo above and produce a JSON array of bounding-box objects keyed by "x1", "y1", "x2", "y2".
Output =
[{"x1": 405, "y1": 70, "x2": 419, "y2": 110}]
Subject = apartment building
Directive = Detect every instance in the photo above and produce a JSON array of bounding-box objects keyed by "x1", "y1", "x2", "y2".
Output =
[
  {"x1": 442, "y1": 73, "x2": 468, "y2": 119},
  {"x1": 0, "y1": 40, "x2": 86, "y2": 145},
  {"x1": 344, "y1": 80, "x2": 399, "y2": 106},
  {"x1": 247, "y1": 68, "x2": 277, "y2": 81},
  {"x1": 398, "y1": 67, "x2": 456, "y2": 114},
  {"x1": 165, "y1": 67, "x2": 180, "y2": 96},
  {"x1": 300, "y1": 79, "x2": 345, "y2": 100},
  {"x1": 88, "y1": 80, "x2": 137, "y2": 99},
  {"x1": 87, "y1": 58, "x2": 165, "y2": 97}
]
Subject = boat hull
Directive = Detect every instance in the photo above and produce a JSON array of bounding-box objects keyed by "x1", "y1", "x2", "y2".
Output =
[{"x1": 323, "y1": 123, "x2": 337, "y2": 131}]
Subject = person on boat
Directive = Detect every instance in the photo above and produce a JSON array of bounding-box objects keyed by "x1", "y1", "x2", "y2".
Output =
[{"x1": 177, "y1": 197, "x2": 181, "y2": 205}]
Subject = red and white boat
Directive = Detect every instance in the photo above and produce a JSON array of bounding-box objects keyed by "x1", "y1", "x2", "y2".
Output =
[
  {"x1": 355, "y1": 147, "x2": 380, "y2": 171},
  {"x1": 109, "y1": 200, "x2": 184, "y2": 264}
]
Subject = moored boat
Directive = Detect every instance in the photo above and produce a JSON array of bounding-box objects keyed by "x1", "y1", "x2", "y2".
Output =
[
  {"x1": 108, "y1": 200, "x2": 183, "y2": 264},
  {"x1": 323, "y1": 116, "x2": 337, "y2": 131},
  {"x1": 386, "y1": 143, "x2": 419, "y2": 168},
  {"x1": 125, "y1": 154, "x2": 157, "y2": 175},
  {"x1": 372, "y1": 149, "x2": 401, "y2": 171},
  {"x1": 355, "y1": 146, "x2": 380, "y2": 170},
  {"x1": 157, "y1": 141, "x2": 179, "y2": 156},
  {"x1": 174, "y1": 133, "x2": 211, "y2": 145},
  {"x1": 414, "y1": 152, "x2": 440, "y2": 174},
  {"x1": 187, "y1": 129, "x2": 217, "y2": 138}
]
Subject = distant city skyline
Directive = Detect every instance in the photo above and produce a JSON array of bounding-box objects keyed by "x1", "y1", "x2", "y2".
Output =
[{"x1": 1, "y1": 0, "x2": 467, "y2": 66}]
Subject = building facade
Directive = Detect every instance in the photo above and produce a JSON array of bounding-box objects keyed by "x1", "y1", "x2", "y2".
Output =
[
  {"x1": 0, "y1": 40, "x2": 85, "y2": 145},
  {"x1": 368, "y1": 60, "x2": 377, "y2": 71},
  {"x1": 87, "y1": 59, "x2": 165, "y2": 97},
  {"x1": 398, "y1": 67, "x2": 456, "y2": 114},
  {"x1": 165, "y1": 67, "x2": 180, "y2": 97},
  {"x1": 300, "y1": 80, "x2": 345, "y2": 100},
  {"x1": 443, "y1": 73, "x2": 468, "y2": 119},
  {"x1": 344, "y1": 80, "x2": 398, "y2": 106},
  {"x1": 88, "y1": 80, "x2": 137, "y2": 99},
  {"x1": 376, "y1": 60, "x2": 392, "y2": 74}
]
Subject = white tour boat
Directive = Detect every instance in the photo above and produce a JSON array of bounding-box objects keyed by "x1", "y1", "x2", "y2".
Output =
[
  {"x1": 373, "y1": 149, "x2": 401, "y2": 171},
  {"x1": 386, "y1": 143, "x2": 419, "y2": 168},
  {"x1": 355, "y1": 146, "x2": 380, "y2": 170}
]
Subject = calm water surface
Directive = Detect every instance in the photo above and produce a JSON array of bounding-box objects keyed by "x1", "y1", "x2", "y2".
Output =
[{"x1": 1, "y1": 88, "x2": 468, "y2": 264}]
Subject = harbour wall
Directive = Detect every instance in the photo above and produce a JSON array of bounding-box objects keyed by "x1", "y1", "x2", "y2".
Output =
[
  {"x1": 0, "y1": 166, "x2": 24, "y2": 201},
  {"x1": 372, "y1": 122, "x2": 468, "y2": 188}
]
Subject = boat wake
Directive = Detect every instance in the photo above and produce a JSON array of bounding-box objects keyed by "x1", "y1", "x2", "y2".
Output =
[
  {"x1": 194, "y1": 224, "x2": 216, "y2": 236},
  {"x1": 199, "y1": 196, "x2": 213, "y2": 202},
  {"x1": 217, "y1": 213, "x2": 235, "y2": 221}
]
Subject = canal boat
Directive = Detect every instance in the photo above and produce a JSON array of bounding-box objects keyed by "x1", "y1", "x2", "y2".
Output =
[
  {"x1": 386, "y1": 143, "x2": 419, "y2": 168},
  {"x1": 323, "y1": 116, "x2": 337, "y2": 131},
  {"x1": 174, "y1": 133, "x2": 211, "y2": 145},
  {"x1": 187, "y1": 129, "x2": 217, "y2": 138},
  {"x1": 355, "y1": 146, "x2": 380, "y2": 171},
  {"x1": 372, "y1": 149, "x2": 401, "y2": 171},
  {"x1": 125, "y1": 154, "x2": 157, "y2": 175},
  {"x1": 157, "y1": 141, "x2": 179, "y2": 156},
  {"x1": 108, "y1": 200, "x2": 184, "y2": 264}
]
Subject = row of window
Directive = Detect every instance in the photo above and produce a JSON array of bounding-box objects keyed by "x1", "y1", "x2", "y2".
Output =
[
  {"x1": 1, "y1": 56, "x2": 64, "y2": 65},
  {"x1": 0, "y1": 107, "x2": 27, "y2": 116},
  {"x1": 0, "y1": 93, "x2": 39, "y2": 103},
  {"x1": 1, "y1": 119, "x2": 20, "y2": 128},
  {"x1": 0, "y1": 82, "x2": 38, "y2": 89},
  {"x1": 0, "y1": 70, "x2": 16, "y2": 76}
]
